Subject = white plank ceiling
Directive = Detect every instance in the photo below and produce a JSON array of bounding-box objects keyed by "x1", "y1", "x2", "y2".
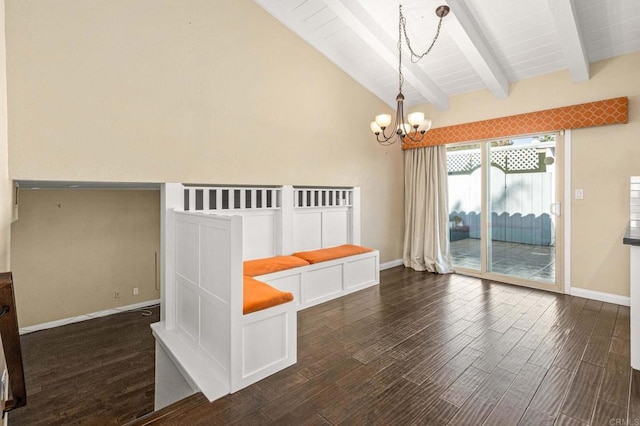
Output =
[{"x1": 253, "y1": 0, "x2": 640, "y2": 109}]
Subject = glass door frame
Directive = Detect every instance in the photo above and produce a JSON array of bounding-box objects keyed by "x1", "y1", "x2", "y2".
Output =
[{"x1": 449, "y1": 132, "x2": 565, "y2": 294}]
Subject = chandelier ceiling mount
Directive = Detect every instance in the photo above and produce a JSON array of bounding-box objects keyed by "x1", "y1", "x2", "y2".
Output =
[{"x1": 370, "y1": 4, "x2": 450, "y2": 147}]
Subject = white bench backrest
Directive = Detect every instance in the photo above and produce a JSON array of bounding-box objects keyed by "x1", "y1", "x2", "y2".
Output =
[
  {"x1": 182, "y1": 186, "x2": 282, "y2": 260},
  {"x1": 176, "y1": 185, "x2": 360, "y2": 258},
  {"x1": 173, "y1": 211, "x2": 243, "y2": 386}
]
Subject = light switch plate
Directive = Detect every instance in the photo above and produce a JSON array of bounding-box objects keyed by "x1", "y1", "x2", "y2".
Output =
[{"x1": 575, "y1": 189, "x2": 584, "y2": 200}]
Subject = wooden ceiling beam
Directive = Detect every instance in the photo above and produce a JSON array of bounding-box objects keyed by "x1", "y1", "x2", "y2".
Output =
[
  {"x1": 324, "y1": 0, "x2": 449, "y2": 111},
  {"x1": 546, "y1": 0, "x2": 590, "y2": 82},
  {"x1": 445, "y1": 0, "x2": 509, "y2": 99}
]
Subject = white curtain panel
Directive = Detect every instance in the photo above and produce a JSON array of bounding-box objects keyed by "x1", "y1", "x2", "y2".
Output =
[{"x1": 403, "y1": 145, "x2": 453, "y2": 273}]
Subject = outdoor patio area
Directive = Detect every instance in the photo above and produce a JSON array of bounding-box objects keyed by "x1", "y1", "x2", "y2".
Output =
[{"x1": 450, "y1": 238, "x2": 555, "y2": 284}]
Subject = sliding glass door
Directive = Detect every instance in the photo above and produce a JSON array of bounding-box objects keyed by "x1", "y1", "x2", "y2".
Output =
[
  {"x1": 447, "y1": 143, "x2": 482, "y2": 272},
  {"x1": 447, "y1": 134, "x2": 563, "y2": 291}
]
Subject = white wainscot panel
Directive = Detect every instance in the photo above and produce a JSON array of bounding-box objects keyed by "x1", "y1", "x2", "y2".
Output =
[
  {"x1": 266, "y1": 274, "x2": 301, "y2": 307},
  {"x1": 176, "y1": 221, "x2": 199, "y2": 285},
  {"x1": 305, "y1": 264, "x2": 343, "y2": 303},
  {"x1": 200, "y1": 296, "x2": 230, "y2": 372},
  {"x1": 345, "y1": 257, "x2": 377, "y2": 289},
  {"x1": 242, "y1": 313, "x2": 288, "y2": 376},
  {"x1": 200, "y1": 225, "x2": 230, "y2": 301},
  {"x1": 243, "y1": 214, "x2": 277, "y2": 260},
  {"x1": 322, "y1": 210, "x2": 348, "y2": 248},
  {"x1": 294, "y1": 212, "x2": 322, "y2": 252},
  {"x1": 176, "y1": 278, "x2": 199, "y2": 343}
]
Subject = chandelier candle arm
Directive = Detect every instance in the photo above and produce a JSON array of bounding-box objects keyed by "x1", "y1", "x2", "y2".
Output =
[{"x1": 369, "y1": 4, "x2": 450, "y2": 146}]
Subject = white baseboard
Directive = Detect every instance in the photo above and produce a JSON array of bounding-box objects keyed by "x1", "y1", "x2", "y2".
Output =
[
  {"x1": 380, "y1": 259, "x2": 404, "y2": 271},
  {"x1": 19, "y1": 299, "x2": 161, "y2": 335},
  {"x1": 570, "y1": 287, "x2": 630, "y2": 307}
]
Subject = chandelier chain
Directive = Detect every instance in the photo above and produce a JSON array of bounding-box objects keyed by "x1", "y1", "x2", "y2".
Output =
[
  {"x1": 399, "y1": 5, "x2": 445, "y2": 64},
  {"x1": 397, "y1": 8, "x2": 404, "y2": 93},
  {"x1": 371, "y1": 5, "x2": 448, "y2": 146}
]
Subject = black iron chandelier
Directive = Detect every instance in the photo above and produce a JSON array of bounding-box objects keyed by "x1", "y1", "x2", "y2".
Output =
[{"x1": 370, "y1": 4, "x2": 450, "y2": 146}]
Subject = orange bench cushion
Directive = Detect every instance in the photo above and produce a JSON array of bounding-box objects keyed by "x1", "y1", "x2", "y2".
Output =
[
  {"x1": 292, "y1": 244, "x2": 374, "y2": 264},
  {"x1": 243, "y1": 256, "x2": 310, "y2": 277},
  {"x1": 243, "y1": 276, "x2": 294, "y2": 315}
]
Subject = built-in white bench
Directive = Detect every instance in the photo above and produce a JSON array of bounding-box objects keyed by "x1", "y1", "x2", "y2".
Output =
[
  {"x1": 153, "y1": 184, "x2": 379, "y2": 409},
  {"x1": 253, "y1": 250, "x2": 379, "y2": 310}
]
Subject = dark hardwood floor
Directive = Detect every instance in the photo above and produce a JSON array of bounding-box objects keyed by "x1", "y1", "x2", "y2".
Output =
[
  {"x1": 133, "y1": 267, "x2": 639, "y2": 426},
  {"x1": 10, "y1": 268, "x2": 640, "y2": 425},
  {"x1": 11, "y1": 306, "x2": 159, "y2": 425}
]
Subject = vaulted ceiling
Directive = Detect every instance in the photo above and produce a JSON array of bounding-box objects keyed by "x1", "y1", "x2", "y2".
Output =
[{"x1": 253, "y1": 0, "x2": 640, "y2": 109}]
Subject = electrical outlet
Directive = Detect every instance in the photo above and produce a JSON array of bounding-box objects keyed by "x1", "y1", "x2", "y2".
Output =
[
  {"x1": 114, "y1": 291, "x2": 120, "y2": 299},
  {"x1": 133, "y1": 287, "x2": 139, "y2": 295}
]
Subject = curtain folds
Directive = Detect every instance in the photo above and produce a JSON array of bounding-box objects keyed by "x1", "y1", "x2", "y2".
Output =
[{"x1": 403, "y1": 145, "x2": 453, "y2": 274}]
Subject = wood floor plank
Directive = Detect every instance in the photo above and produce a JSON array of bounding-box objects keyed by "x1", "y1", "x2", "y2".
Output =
[
  {"x1": 512, "y1": 302, "x2": 551, "y2": 331},
  {"x1": 598, "y1": 352, "x2": 631, "y2": 408},
  {"x1": 609, "y1": 334, "x2": 631, "y2": 358},
  {"x1": 528, "y1": 365, "x2": 573, "y2": 417},
  {"x1": 472, "y1": 327, "x2": 525, "y2": 373},
  {"x1": 590, "y1": 399, "x2": 627, "y2": 426},
  {"x1": 584, "y1": 299, "x2": 603, "y2": 312},
  {"x1": 488, "y1": 310, "x2": 524, "y2": 334},
  {"x1": 561, "y1": 361, "x2": 603, "y2": 423},
  {"x1": 427, "y1": 346, "x2": 482, "y2": 388},
  {"x1": 411, "y1": 397, "x2": 459, "y2": 425},
  {"x1": 402, "y1": 333, "x2": 476, "y2": 385},
  {"x1": 317, "y1": 387, "x2": 375, "y2": 425},
  {"x1": 483, "y1": 363, "x2": 547, "y2": 425},
  {"x1": 258, "y1": 376, "x2": 330, "y2": 421},
  {"x1": 528, "y1": 326, "x2": 571, "y2": 369},
  {"x1": 591, "y1": 306, "x2": 618, "y2": 337},
  {"x1": 339, "y1": 378, "x2": 442, "y2": 425},
  {"x1": 446, "y1": 367, "x2": 516, "y2": 425},
  {"x1": 468, "y1": 329, "x2": 504, "y2": 352},
  {"x1": 497, "y1": 343, "x2": 534, "y2": 374},
  {"x1": 518, "y1": 323, "x2": 554, "y2": 350},
  {"x1": 610, "y1": 307, "x2": 631, "y2": 357},
  {"x1": 440, "y1": 366, "x2": 489, "y2": 408},
  {"x1": 554, "y1": 414, "x2": 587, "y2": 425},
  {"x1": 275, "y1": 385, "x2": 351, "y2": 426},
  {"x1": 518, "y1": 407, "x2": 556, "y2": 425},
  {"x1": 571, "y1": 308, "x2": 599, "y2": 336},
  {"x1": 582, "y1": 334, "x2": 613, "y2": 367},
  {"x1": 552, "y1": 331, "x2": 590, "y2": 371}
]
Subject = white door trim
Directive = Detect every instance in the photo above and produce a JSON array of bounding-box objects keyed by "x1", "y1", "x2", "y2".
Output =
[{"x1": 564, "y1": 130, "x2": 572, "y2": 294}]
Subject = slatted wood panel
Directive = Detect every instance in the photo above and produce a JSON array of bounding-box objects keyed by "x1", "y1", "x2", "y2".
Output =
[
  {"x1": 294, "y1": 188, "x2": 353, "y2": 208},
  {"x1": 183, "y1": 186, "x2": 281, "y2": 212}
]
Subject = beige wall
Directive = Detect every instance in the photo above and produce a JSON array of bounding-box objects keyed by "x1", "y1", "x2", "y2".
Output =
[
  {"x1": 0, "y1": 0, "x2": 10, "y2": 414},
  {"x1": 412, "y1": 52, "x2": 640, "y2": 297},
  {"x1": 5, "y1": 0, "x2": 403, "y2": 266},
  {"x1": 11, "y1": 190, "x2": 160, "y2": 327},
  {"x1": 9, "y1": 0, "x2": 636, "y2": 301},
  {"x1": 0, "y1": 0, "x2": 10, "y2": 272}
]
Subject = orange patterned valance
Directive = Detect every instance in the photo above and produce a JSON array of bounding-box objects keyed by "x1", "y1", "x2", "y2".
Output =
[{"x1": 402, "y1": 97, "x2": 628, "y2": 149}]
